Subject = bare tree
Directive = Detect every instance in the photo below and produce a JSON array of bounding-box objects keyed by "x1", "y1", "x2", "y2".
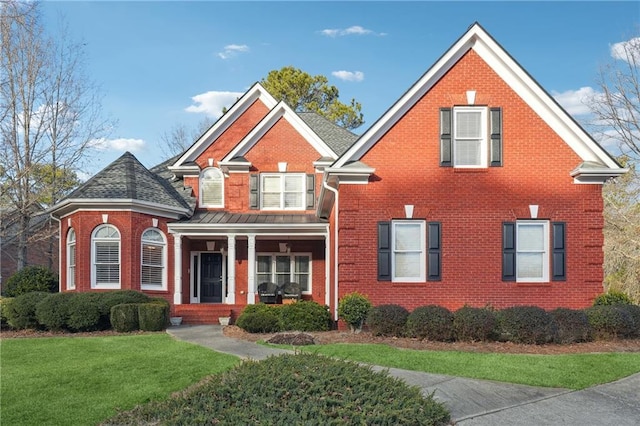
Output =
[
  {"x1": 160, "y1": 118, "x2": 213, "y2": 159},
  {"x1": 1, "y1": 1, "x2": 112, "y2": 270}
]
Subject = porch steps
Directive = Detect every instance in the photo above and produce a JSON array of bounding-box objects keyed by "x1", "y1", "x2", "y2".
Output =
[{"x1": 174, "y1": 304, "x2": 245, "y2": 325}]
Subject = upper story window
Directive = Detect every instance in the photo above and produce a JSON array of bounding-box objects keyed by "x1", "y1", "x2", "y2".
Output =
[
  {"x1": 440, "y1": 107, "x2": 502, "y2": 168},
  {"x1": 141, "y1": 228, "x2": 166, "y2": 290},
  {"x1": 249, "y1": 173, "x2": 316, "y2": 211},
  {"x1": 91, "y1": 224, "x2": 120, "y2": 289},
  {"x1": 199, "y1": 167, "x2": 224, "y2": 208},
  {"x1": 67, "y1": 228, "x2": 76, "y2": 290}
]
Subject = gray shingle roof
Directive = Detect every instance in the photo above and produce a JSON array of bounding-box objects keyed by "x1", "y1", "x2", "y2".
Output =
[
  {"x1": 297, "y1": 112, "x2": 359, "y2": 156},
  {"x1": 66, "y1": 152, "x2": 193, "y2": 212}
]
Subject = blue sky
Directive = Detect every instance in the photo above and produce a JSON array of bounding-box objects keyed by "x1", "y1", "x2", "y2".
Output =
[{"x1": 41, "y1": 1, "x2": 639, "y2": 176}]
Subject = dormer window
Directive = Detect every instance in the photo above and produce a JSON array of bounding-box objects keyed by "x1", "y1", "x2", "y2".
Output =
[{"x1": 200, "y1": 167, "x2": 224, "y2": 208}]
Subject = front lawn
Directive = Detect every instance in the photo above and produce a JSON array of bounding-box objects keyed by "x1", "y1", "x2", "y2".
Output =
[
  {"x1": 298, "y1": 343, "x2": 640, "y2": 389},
  {"x1": 1, "y1": 334, "x2": 239, "y2": 426}
]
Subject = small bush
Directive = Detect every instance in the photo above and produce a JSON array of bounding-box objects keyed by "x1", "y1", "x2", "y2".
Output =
[
  {"x1": 2, "y1": 266, "x2": 58, "y2": 297},
  {"x1": 236, "y1": 311, "x2": 281, "y2": 333},
  {"x1": 35, "y1": 292, "x2": 74, "y2": 331},
  {"x1": 618, "y1": 304, "x2": 640, "y2": 338},
  {"x1": 66, "y1": 294, "x2": 102, "y2": 332},
  {"x1": 549, "y1": 308, "x2": 592, "y2": 344},
  {"x1": 138, "y1": 303, "x2": 169, "y2": 331},
  {"x1": 586, "y1": 305, "x2": 635, "y2": 339},
  {"x1": 497, "y1": 306, "x2": 557, "y2": 344},
  {"x1": 95, "y1": 290, "x2": 151, "y2": 329},
  {"x1": 5, "y1": 292, "x2": 50, "y2": 329},
  {"x1": 280, "y1": 301, "x2": 331, "y2": 332},
  {"x1": 453, "y1": 306, "x2": 497, "y2": 342},
  {"x1": 367, "y1": 304, "x2": 409, "y2": 337},
  {"x1": 338, "y1": 292, "x2": 372, "y2": 332},
  {"x1": 110, "y1": 304, "x2": 140, "y2": 332},
  {"x1": 0, "y1": 297, "x2": 13, "y2": 326},
  {"x1": 406, "y1": 305, "x2": 454, "y2": 341},
  {"x1": 593, "y1": 291, "x2": 633, "y2": 306}
]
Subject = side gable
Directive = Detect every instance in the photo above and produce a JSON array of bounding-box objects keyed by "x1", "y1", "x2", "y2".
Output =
[{"x1": 332, "y1": 22, "x2": 626, "y2": 182}]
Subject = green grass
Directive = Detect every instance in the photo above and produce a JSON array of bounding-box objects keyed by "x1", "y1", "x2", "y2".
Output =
[
  {"x1": 287, "y1": 343, "x2": 640, "y2": 390},
  {"x1": 1, "y1": 334, "x2": 240, "y2": 426}
]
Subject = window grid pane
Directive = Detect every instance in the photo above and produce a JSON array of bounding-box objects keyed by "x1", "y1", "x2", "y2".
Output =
[
  {"x1": 261, "y1": 174, "x2": 305, "y2": 210},
  {"x1": 256, "y1": 254, "x2": 311, "y2": 292}
]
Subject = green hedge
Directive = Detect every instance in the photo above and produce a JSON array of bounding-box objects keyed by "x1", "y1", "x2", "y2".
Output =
[
  {"x1": 138, "y1": 303, "x2": 169, "y2": 331},
  {"x1": 5, "y1": 292, "x2": 50, "y2": 329},
  {"x1": 585, "y1": 305, "x2": 636, "y2": 339},
  {"x1": 2, "y1": 266, "x2": 58, "y2": 297},
  {"x1": 453, "y1": 306, "x2": 497, "y2": 342},
  {"x1": 110, "y1": 304, "x2": 140, "y2": 332},
  {"x1": 367, "y1": 304, "x2": 409, "y2": 337},
  {"x1": 406, "y1": 305, "x2": 454, "y2": 341},
  {"x1": 280, "y1": 301, "x2": 331, "y2": 332},
  {"x1": 496, "y1": 306, "x2": 557, "y2": 344},
  {"x1": 549, "y1": 308, "x2": 592, "y2": 344}
]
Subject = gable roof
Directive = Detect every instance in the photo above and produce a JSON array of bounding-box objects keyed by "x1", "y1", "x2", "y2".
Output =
[
  {"x1": 169, "y1": 83, "x2": 278, "y2": 173},
  {"x1": 50, "y1": 152, "x2": 193, "y2": 219},
  {"x1": 331, "y1": 22, "x2": 626, "y2": 181},
  {"x1": 297, "y1": 112, "x2": 359, "y2": 156}
]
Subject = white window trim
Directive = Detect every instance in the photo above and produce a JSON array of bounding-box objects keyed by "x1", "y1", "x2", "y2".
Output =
[
  {"x1": 91, "y1": 224, "x2": 121, "y2": 289},
  {"x1": 66, "y1": 228, "x2": 76, "y2": 290},
  {"x1": 516, "y1": 220, "x2": 550, "y2": 283},
  {"x1": 256, "y1": 252, "x2": 312, "y2": 294},
  {"x1": 391, "y1": 220, "x2": 426, "y2": 282},
  {"x1": 199, "y1": 167, "x2": 225, "y2": 208},
  {"x1": 453, "y1": 106, "x2": 488, "y2": 168},
  {"x1": 260, "y1": 173, "x2": 306, "y2": 210},
  {"x1": 141, "y1": 228, "x2": 167, "y2": 291}
]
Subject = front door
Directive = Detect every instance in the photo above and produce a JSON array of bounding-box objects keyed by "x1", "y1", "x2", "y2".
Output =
[{"x1": 200, "y1": 253, "x2": 223, "y2": 303}]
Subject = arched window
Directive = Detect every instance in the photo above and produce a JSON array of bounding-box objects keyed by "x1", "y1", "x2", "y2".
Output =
[
  {"x1": 199, "y1": 167, "x2": 224, "y2": 208},
  {"x1": 91, "y1": 224, "x2": 120, "y2": 289},
  {"x1": 67, "y1": 228, "x2": 76, "y2": 290},
  {"x1": 141, "y1": 228, "x2": 166, "y2": 290}
]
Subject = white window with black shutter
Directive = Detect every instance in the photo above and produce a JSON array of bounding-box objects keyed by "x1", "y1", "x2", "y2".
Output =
[
  {"x1": 249, "y1": 173, "x2": 315, "y2": 210},
  {"x1": 378, "y1": 220, "x2": 441, "y2": 282},
  {"x1": 502, "y1": 221, "x2": 566, "y2": 282},
  {"x1": 440, "y1": 106, "x2": 502, "y2": 168}
]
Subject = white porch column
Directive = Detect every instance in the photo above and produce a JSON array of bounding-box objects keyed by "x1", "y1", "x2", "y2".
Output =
[
  {"x1": 173, "y1": 233, "x2": 182, "y2": 305},
  {"x1": 247, "y1": 234, "x2": 256, "y2": 304},
  {"x1": 225, "y1": 235, "x2": 236, "y2": 304}
]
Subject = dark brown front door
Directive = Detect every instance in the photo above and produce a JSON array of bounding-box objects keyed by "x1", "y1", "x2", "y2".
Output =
[{"x1": 200, "y1": 253, "x2": 223, "y2": 303}]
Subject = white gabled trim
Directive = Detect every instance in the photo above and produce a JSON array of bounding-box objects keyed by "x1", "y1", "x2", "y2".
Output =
[
  {"x1": 222, "y1": 101, "x2": 338, "y2": 162},
  {"x1": 570, "y1": 163, "x2": 629, "y2": 184},
  {"x1": 169, "y1": 83, "x2": 278, "y2": 172},
  {"x1": 324, "y1": 163, "x2": 375, "y2": 185},
  {"x1": 332, "y1": 23, "x2": 624, "y2": 176}
]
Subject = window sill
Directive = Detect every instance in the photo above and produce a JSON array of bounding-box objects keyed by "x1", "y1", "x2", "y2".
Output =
[
  {"x1": 515, "y1": 281, "x2": 551, "y2": 287},
  {"x1": 453, "y1": 168, "x2": 489, "y2": 173}
]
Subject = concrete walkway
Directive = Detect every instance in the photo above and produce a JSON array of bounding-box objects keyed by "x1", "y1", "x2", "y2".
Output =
[{"x1": 167, "y1": 325, "x2": 640, "y2": 425}]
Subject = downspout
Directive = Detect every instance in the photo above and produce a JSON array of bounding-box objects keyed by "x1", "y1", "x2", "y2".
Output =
[
  {"x1": 49, "y1": 213, "x2": 62, "y2": 293},
  {"x1": 322, "y1": 179, "x2": 339, "y2": 321}
]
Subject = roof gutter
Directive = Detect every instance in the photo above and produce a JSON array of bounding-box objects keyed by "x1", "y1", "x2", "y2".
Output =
[{"x1": 322, "y1": 178, "x2": 340, "y2": 321}]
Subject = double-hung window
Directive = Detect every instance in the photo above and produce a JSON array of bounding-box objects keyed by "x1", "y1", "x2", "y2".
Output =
[
  {"x1": 141, "y1": 228, "x2": 166, "y2": 290},
  {"x1": 67, "y1": 228, "x2": 76, "y2": 290},
  {"x1": 392, "y1": 221, "x2": 426, "y2": 282},
  {"x1": 453, "y1": 107, "x2": 487, "y2": 167},
  {"x1": 92, "y1": 224, "x2": 120, "y2": 289},
  {"x1": 261, "y1": 173, "x2": 306, "y2": 210},
  {"x1": 256, "y1": 254, "x2": 311, "y2": 293}
]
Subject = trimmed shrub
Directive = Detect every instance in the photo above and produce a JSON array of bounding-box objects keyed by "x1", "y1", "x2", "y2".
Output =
[
  {"x1": 0, "y1": 297, "x2": 12, "y2": 326},
  {"x1": 35, "y1": 292, "x2": 74, "y2": 331},
  {"x1": 618, "y1": 304, "x2": 640, "y2": 338},
  {"x1": 593, "y1": 291, "x2": 633, "y2": 306},
  {"x1": 496, "y1": 306, "x2": 557, "y2": 344},
  {"x1": 2, "y1": 266, "x2": 58, "y2": 297},
  {"x1": 138, "y1": 303, "x2": 169, "y2": 331},
  {"x1": 236, "y1": 311, "x2": 281, "y2": 333},
  {"x1": 104, "y1": 353, "x2": 451, "y2": 426},
  {"x1": 367, "y1": 304, "x2": 409, "y2": 337},
  {"x1": 95, "y1": 290, "x2": 151, "y2": 329},
  {"x1": 453, "y1": 306, "x2": 497, "y2": 342},
  {"x1": 110, "y1": 303, "x2": 140, "y2": 332},
  {"x1": 406, "y1": 305, "x2": 454, "y2": 341},
  {"x1": 5, "y1": 292, "x2": 50, "y2": 329},
  {"x1": 586, "y1": 305, "x2": 635, "y2": 339},
  {"x1": 66, "y1": 293, "x2": 102, "y2": 332},
  {"x1": 280, "y1": 301, "x2": 332, "y2": 332},
  {"x1": 338, "y1": 292, "x2": 372, "y2": 332},
  {"x1": 549, "y1": 308, "x2": 592, "y2": 344}
]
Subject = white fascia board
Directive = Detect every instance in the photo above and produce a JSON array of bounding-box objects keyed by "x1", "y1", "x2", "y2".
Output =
[
  {"x1": 570, "y1": 165, "x2": 629, "y2": 184},
  {"x1": 167, "y1": 222, "x2": 329, "y2": 235},
  {"x1": 51, "y1": 199, "x2": 189, "y2": 220},
  {"x1": 171, "y1": 83, "x2": 278, "y2": 169},
  {"x1": 324, "y1": 165, "x2": 375, "y2": 184},
  {"x1": 222, "y1": 102, "x2": 337, "y2": 162}
]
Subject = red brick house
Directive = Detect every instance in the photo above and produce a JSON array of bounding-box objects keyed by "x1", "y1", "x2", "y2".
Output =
[{"x1": 50, "y1": 23, "x2": 626, "y2": 323}]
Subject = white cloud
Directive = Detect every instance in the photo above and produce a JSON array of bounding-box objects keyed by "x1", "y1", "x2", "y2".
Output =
[
  {"x1": 88, "y1": 137, "x2": 146, "y2": 152},
  {"x1": 320, "y1": 25, "x2": 385, "y2": 37},
  {"x1": 185, "y1": 90, "x2": 244, "y2": 118},
  {"x1": 218, "y1": 44, "x2": 249, "y2": 60},
  {"x1": 332, "y1": 70, "x2": 364, "y2": 82},
  {"x1": 610, "y1": 37, "x2": 640, "y2": 63},
  {"x1": 552, "y1": 86, "x2": 599, "y2": 116}
]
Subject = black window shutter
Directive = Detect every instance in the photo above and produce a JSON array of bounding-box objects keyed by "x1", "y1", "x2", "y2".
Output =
[
  {"x1": 502, "y1": 222, "x2": 516, "y2": 281},
  {"x1": 249, "y1": 174, "x2": 259, "y2": 210},
  {"x1": 306, "y1": 174, "x2": 315, "y2": 209},
  {"x1": 427, "y1": 222, "x2": 441, "y2": 281},
  {"x1": 440, "y1": 108, "x2": 452, "y2": 167},
  {"x1": 490, "y1": 107, "x2": 502, "y2": 167},
  {"x1": 551, "y1": 222, "x2": 566, "y2": 281},
  {"x1": 378, "y1": 222, "x2": 391, "y2": 281}
]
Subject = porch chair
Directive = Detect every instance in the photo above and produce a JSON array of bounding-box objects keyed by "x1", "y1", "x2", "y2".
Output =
[
  {"x1": 258, "y1": 282, "x2": 281, "y2": 304},
  {"x1": 281, "y1": 282, "x2": 302, "y2": 301}
]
